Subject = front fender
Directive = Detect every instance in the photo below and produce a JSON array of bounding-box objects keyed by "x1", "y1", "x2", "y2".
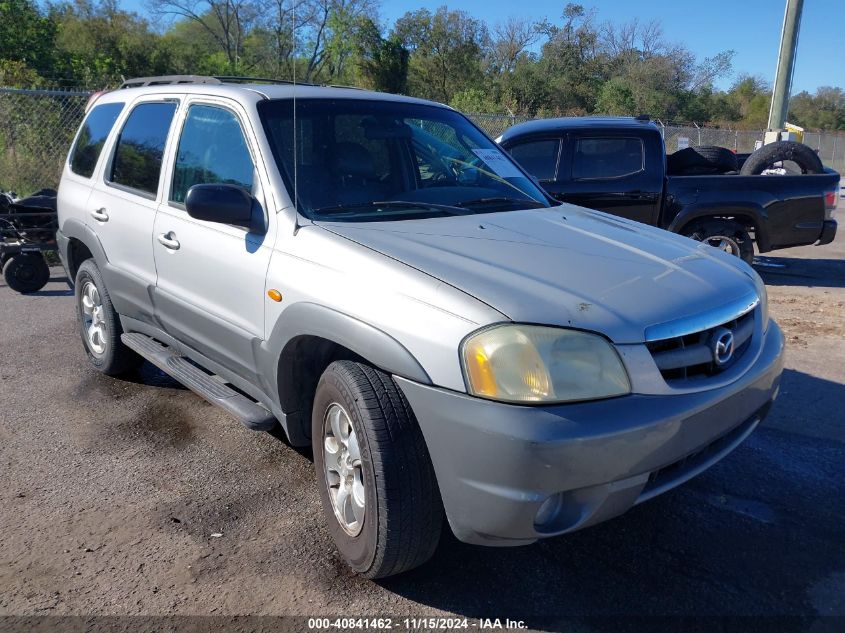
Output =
[
  {"x1": 262, "y1": 302, "x2": 431, "y2": 386},
  {"x1": 256, "y1": 302, "x2": 432, "y2": 445}
]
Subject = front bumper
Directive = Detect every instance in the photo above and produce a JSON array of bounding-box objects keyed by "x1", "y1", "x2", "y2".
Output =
[
  {"x1": 817, "y1": 220, "x2": 837, "y2": 246},
  {"x1": 396, "y1": 321, "x2": 784, "y2": 546}
]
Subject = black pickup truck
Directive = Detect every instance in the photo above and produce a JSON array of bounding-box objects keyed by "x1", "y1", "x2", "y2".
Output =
[{"x1": 497, "y1": 116, "x2": 839, "y2": 263}]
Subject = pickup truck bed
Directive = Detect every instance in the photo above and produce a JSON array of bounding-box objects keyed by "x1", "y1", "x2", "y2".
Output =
[{"x1": 664, "y1": 170, "x2": 839, "y2": 252}]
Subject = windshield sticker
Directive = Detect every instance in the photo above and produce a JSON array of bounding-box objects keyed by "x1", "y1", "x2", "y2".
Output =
[{"x1": 471, "y1": 149, "x2": 523, "y2": 179}]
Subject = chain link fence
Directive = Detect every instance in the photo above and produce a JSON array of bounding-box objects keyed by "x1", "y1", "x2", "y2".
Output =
[
  {"x1": 1, "y1": 87, "x2": 843, "y2": 196},
  {"x1": 0, "y1": 87, "x2": 90, "y2": 195}
]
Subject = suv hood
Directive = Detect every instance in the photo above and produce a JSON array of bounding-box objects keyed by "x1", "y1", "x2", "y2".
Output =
[{"x1": 319, "y1": 207, "x2": 756, "y2": 343}]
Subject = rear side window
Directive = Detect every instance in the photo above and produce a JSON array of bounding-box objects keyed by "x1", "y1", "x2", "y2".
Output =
[
  {"x1": 69, "y1": 103, "x2": 124, "y2": 178},
  {"x1": 508, "y1": 139, "x2": 560, "y2": 181},
  {"x1": 110, "y1": 102, "x2": 178, "y2": 195},
  {"x1": 572, "y1": 137, "x2": 644, "y2": 180},
  {"x1": 171, "y1": 105, "x2": 254, "y2": 204}
]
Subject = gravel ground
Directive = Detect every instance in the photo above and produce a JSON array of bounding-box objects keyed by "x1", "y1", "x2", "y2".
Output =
[{"x1": 0, "y1": 226, "x2": 843, "y2": 630}]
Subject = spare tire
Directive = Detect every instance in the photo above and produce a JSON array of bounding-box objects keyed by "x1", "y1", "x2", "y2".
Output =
[
  {"x1": 667, "y1": 146, "x2": 738, "y2": 175},
  {"x1": 740, "y1": 140, "x2": 824, "y2": 175}
]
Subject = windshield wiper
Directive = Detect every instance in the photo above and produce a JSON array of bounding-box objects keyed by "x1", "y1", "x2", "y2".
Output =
[
  {"x1": 455, "y1": 197, "x2": 547, "y2": 209},
  {"x1": 312, "y1": 200, "x2": 472, "y2": 216}
]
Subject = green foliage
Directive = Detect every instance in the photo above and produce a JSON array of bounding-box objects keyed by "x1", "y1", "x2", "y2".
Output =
[
  {"x1": 0, "y1": 0, "x2": 842, "y2": 132},
  {"x1": 450, "y1": 88, "x2": 501, "y2": 114},
  {"x1": 789, "y1": 87, "x2": 845, "y2": 131},
  {"x1": 354, "y1": 17, "x2": 409, "y2": 94},
  {"x1": 0, "y1": 59, "x2": 43, "y2": 87},
  {"x1": 0, "y1": 0, "x2": 57, "y2": 74},
  {"x1": 393, "y1": 6, "x2": 487, "y2": 103},
  {"x1": 595, "y1": 78, "x2": 635, "y2": 116}
]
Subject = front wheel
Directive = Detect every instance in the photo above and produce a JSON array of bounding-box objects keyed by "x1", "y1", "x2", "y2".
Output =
[
  {"x1": 312, "y1": 361, "x2": 443, "y2": 579},
  {"x1": 683, "y1": 219, "x2": 755, "y2": 265}
]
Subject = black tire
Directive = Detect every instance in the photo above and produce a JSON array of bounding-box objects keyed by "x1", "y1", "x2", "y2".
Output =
[
  {"x1": 2, "y1": 253, "x2": 50, "y2": 293},
  {"x1": 312, "y1": 361, "x2": 443, "y2": 579},
  {"x1": 682, "y1": 219, "x2": 755, "y2": 265},
  {"x1": 667, "y1": 146, "x2": 738, "y2": 175},
  {"x1": 74, "y1": 259, "x2": 142, "y2": 375},
  {"x1": 739, "y1": 140, "x2": 824, "y2": 175}
]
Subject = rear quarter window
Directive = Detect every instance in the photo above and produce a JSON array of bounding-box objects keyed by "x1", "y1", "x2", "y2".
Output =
[{"x1": 69, "y1": 103, "x2": 124, "y2": 178}]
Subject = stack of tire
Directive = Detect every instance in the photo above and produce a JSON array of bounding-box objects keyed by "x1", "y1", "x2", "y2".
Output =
[
  {"x1": 667, "y1": 145, "x2": 739, "y2": 176},
  {"x1": 667, "y1": 140, "x2": 824, "y2": 176}
]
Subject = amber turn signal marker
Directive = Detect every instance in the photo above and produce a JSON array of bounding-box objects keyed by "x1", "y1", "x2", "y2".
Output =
[{"x1": 267, "y1": 289, "x2": 283, "y2": 302}]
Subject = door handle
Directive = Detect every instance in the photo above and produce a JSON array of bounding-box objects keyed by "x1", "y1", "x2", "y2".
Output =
[
  {"x1": 157, "y1": 232, "x2": 180, "y2": 250},
  {"x1": 90, "y1": 208, "x2": 109, "y2": 222}
]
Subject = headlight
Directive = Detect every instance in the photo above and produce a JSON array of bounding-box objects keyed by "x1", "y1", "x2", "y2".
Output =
[
  {"x1": 461, "y1": 324, "x2": 631, "y2": 404},
  {"x1": 750, "y1": 271, "x2": 769, "y2": 331}
]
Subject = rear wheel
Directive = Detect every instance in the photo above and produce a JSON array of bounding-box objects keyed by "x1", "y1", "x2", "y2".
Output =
[
  {"x1": 2, "y1": 253, "x2": 50, "y2": 293},
  {"x1": 74, "y1": 259, "x2": 142, "y2": 375},
  {"x1": 312, "y1": 361, "x2": 443, "y2": 579},
  {"x1": 683, "y1": 219, "x2": 754, "y2": 265}
]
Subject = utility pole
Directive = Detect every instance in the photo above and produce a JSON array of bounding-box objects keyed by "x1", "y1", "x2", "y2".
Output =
[{"x1": 767, "y1": 0, "x2": 804, "y2": 134}]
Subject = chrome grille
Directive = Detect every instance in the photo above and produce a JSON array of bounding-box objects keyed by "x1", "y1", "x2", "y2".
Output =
[{"x1": 646, "y1": 309, "x2": 754, "y2": 383}]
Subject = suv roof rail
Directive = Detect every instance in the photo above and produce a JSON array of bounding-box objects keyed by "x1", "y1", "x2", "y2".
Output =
[
  {"x1": 119, "y1": 75, "x2": 365, "y2": 91},
  {"x1": 119, "y1": 75, "x2": 222, "y2": 89}
]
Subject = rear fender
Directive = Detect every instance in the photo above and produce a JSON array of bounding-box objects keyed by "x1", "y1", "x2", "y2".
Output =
[{"x1": 668, "y1": 203, "x2": 771, "y2": 252}]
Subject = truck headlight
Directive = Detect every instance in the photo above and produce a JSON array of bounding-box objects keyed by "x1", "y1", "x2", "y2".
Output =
[{"x1": 461, "y1": 324, "x2": 631, "y2": 404}]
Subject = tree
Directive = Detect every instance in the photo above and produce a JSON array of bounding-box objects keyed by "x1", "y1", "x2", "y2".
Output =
[
  {"x1": 450, "y1": 87, "x2": 500, "y2": 113},
  {"x1": 294, "y1": 0, "x2": 376, "y2": 82},
  {"x1": 0, "y1": 0, "x2": 56, "y2": 75},
  {"x1": 393, "y1": 6, "x2": 488, "y2": 103},
  {"x1": 595, "y1": 77, "x2": 635, "y2": 115},
  {"x1": 488, "y1": 17, "x2": 540, "y2": 75},
  {"x1": 727, "y1": 75, "x2": 771, "y2": 127},
  {"x1": 790, "y1": 87, "x2": 845, "y2": 131},
  {"x1": 536, "y1": 4, "x2": 603, "y2": 113},
  {"x1": 149, "y1": 0, "x2": 259, "y2": 73},
  {"x1": 50, "y1": 0, "x2": 173, "y2": 86},
  {"x1": 354, "y1": 17, "x2": 408, "y2": 93}
]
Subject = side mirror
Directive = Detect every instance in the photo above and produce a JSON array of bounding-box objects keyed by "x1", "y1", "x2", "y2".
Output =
[{"x1": 185, "y1": 184, "x2": 254, "y2": 228}]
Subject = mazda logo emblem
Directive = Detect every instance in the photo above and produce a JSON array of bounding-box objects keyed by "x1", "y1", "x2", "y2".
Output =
[{"x1": 712, "y1": 328, "x2": 735, "y2": 366}]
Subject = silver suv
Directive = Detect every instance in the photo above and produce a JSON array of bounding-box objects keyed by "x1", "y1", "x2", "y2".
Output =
[{"x1": 57, "y1": 76, "x2": 784, "y2": 578}]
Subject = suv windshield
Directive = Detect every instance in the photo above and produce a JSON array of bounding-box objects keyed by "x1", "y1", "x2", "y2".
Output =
[{"x1": 257, "y1": 98, "x2": 550, "y2": 221}]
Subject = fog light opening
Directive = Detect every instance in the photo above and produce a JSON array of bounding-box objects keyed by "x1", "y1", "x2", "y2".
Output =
[
  {"x1": 534, "y1": 490, "x2": 596, "y2": 534},
  {"x1": 535, "y1": 494, "x2": 564, "y2": 530}
]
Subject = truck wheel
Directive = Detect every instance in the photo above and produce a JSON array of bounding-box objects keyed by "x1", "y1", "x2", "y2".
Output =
[
  {"x1": 74, "y1": 259, "x2": 142, "y2": 375},
  {"x1": 683, "y1": 219, "x2": 754, "y2": 265},
  {"x1": 740, "y1": 140, "x2": 824, "y2": 175},
  {"x1": 312, "y1": 361, "x2": 443, "y2": 579},
  {"x1": 2, "y1": 253, "x2": 50, "y2": 293}
]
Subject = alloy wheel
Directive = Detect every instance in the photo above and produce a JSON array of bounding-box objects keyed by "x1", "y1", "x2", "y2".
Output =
[
  {"x1": 80, "y1": 281, "x2": 107, "y2": 356},
  {"x1": 322, "y1": 403, "x2": 366, "y2": 536}
]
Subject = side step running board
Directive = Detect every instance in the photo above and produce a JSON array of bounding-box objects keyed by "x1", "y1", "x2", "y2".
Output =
[{"x1": 121, "y1": 332, "x2": 277, "y2": 432}]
